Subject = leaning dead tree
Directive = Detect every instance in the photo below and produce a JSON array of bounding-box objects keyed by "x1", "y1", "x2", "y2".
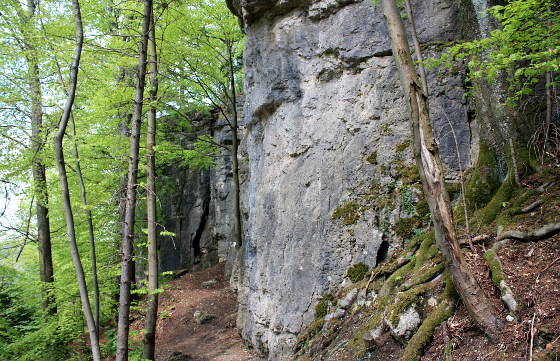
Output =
[{"x1": 380, "y1": 0, "x2": 504, "y2": 338}]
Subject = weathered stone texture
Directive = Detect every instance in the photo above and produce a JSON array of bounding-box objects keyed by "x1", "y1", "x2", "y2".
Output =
[{"x1": 234, "y1": 0, "x2": 471, "y2": 359}]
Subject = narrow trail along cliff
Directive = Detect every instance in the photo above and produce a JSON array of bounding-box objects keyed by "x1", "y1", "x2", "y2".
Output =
[{"x1": 127, "y1": 263, "x2": 260, "y2": 361}]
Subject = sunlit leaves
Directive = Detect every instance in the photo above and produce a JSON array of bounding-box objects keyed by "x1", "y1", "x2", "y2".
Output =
[{"x1": 427, "y1": 0, "x2": 559, "y2": 107}]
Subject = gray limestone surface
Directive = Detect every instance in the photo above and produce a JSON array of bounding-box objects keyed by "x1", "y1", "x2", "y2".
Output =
[{"x1": 230, "y1": 0, "x2": 472, "y2": 358}]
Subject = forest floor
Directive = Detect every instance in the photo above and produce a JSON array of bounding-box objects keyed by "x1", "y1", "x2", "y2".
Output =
[
  {"x1": 102, "y1": 262, "x2": 261, "y2": 361},
  {"x1": 419, "y1": 175, "x2": 560, "y2": 361},
  {"x1": 420, "y1": 233, "x2": 560, "y2": 361},
  {"x1": 102, "y1": 174, "x2": 560, "y2": 361}
]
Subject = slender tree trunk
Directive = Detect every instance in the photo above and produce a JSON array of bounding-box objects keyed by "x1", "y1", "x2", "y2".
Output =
[
  {"x1": 70, "y1": 115, "x2": 100, "y2": 338},
  {"x1": 23, "y1": 0, "x2": 56, "y2": 317},
  {"x1": 116, "y1": 1, "x2": 152, "y2": 359},
  {"x1": 52, "y1": 0, "x2": 101, "y2": 359},
  {"x1": 380, "y1": 0, "x2": 504, "y2": 338},
  {"x1": 142, "y1": 9, "x2": 159, "y2": 360},
  {"x1": 544, "y1": 7, "x2": 552, "y2": 150},
  {"x1": 403, "y1": 0, "x2": 428, "y2": 95},
  {"x1": 228, "y1": 42, "x2": 243, "y2": 249}
]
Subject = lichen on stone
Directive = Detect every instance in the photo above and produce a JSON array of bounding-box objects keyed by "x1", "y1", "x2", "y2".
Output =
[{"x1": 332, "y1": 200, "x2": 361, "y2": 225}]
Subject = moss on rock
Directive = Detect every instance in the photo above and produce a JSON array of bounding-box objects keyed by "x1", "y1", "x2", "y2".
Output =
[
  {"x1": 315, "y1": 294, "x2": 337, "y2": 319},
  {"x1": 465, "y1": 143, "x2": 502, "y2": 213},
  {"x1": 333, "y1": 200, "x2": 361, "y2": 225},
  {"x1": 347, "y1": 262, "x2": 370, "y2": 283},
  {"x1": 400, "y1": 276, "x2": 458, "y2": 361},
  {"x1": 366, "y1": 151, "x2": 378, "y2": 165}
]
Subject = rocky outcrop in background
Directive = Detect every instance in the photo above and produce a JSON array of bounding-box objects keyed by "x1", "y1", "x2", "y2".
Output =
[
  {"x1": 157, "y1": 108, "x2": 248, "y2": 273},
  {"x1": 228, "y1": 0, "x2": 475, "y2": 358}
]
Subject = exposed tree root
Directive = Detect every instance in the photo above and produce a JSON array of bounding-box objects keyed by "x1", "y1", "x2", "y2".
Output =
[
  {"x1": 483, "y1": 250, "x2": 518, "y2": 318},
  {"x1": 496, "y1": 223, "x2": 560, "y2": 242},
  {"x1": 399, "y1": 276, "x2": 457, "y2": 361},
  {"x1": 520, "y1": 199, "x2": 543, "y2": 213}
]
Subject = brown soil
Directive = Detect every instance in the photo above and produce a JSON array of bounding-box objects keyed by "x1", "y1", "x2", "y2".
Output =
[
  {"x1": 421, "y1": 233, "x2": 560, "y2": 361},
  {"x1": 105, "y1": 262, "x2": 261, "y2": 361},
  {"x1": 420, "y1": 177, "x2": 560, "y2": 361}
]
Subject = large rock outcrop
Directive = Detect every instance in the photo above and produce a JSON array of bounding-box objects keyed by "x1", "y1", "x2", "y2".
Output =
[
  {"x1": 158, "y1": 110, "x2": 248, "y2": 273},
  {"x1": 230, "y1": 0, "x2": 473, "y2": 358}
]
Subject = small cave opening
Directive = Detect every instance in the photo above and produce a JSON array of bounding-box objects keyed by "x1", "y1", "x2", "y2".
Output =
[{"x1": 376, "y1": 240, "x2": 390, "y2": 266}]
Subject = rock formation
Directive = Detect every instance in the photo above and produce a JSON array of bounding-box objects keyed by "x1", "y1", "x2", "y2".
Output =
[{"x1": 227, "y1": 0, "x2": 474, "y2": 358}]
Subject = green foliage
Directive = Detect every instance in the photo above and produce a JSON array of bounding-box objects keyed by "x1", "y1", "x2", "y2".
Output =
[
  {"x1": 156, "y1": 136, "x2": 218, "y2": 170},
  {"x1": 428, "y1": 0, "x2": 560, "y2": 106},
  {"x1": 0, "y1": 0, "x2": 242, "y2": 358},
  {"x1": 347, "y1": 262, "x2": 370, "y2": 283},
  {"x1": 315, "y1": 294, "x2": 337, "y2": 319}
]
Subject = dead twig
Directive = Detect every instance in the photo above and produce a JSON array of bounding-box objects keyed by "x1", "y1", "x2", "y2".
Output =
[{"x1": 529, "y1": 313, "x2": 537, "y2": 361}]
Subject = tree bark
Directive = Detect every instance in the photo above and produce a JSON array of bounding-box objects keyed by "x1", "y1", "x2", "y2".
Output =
[
  {"x1": 380, "y1": 0, "x2": 504, "y2": 339},
  {"x1": 116, "y1": 1, "x2": 152, "y2": 360},
  {"x1": 403, "y1": 0, "x2": 428, "y2": 95},
  {"x1": 22, "y1": 0, "x2": 56, "y2": 317},
  {"x1": 142, "y1": 8, "x2": 159, "y2": 360},
  {"x1": 228, "y1": 41, "x2": 243, "y2": 249},
  {"x1": 52, "y1": 0, "x2": 101, "y2": 359},
  {"x1": 70, "y1": 115, "x2": 100, "y2": 338}
]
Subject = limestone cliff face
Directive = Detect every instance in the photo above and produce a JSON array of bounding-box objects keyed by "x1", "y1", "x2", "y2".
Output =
[
  {"x1": 158, "y1": 110, "x2": 248, "y2": 273},
  {"x1": 230, "y1": 0, "x2": 472, "y2": 358}
]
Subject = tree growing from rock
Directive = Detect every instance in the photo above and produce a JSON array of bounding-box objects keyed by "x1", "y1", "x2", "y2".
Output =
[{"x1": 380, "y1": 0, "x2": 504, "y2": 338}]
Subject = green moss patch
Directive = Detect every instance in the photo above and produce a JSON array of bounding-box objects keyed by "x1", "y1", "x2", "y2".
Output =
[
  {"x1": 315, "y1": 294, "x2": 336, "y2": 319},
  {"x1": 395, "y1": 139, "x2": 412, "y2": 152},
  {"x1": 333, "y1": 201, "x2": 361, "y2": 225},
  {"x1": 366, "y1": 151, "x2": 378, "y2": 165},
  {"x1": 483, "y1": 250, "x2": 503, "y2": 286},
  {"x1": 465, "y1": 143, "x2": 502, "y2": 213},
  {"x1": 347, "y1": 263, "x2": 370, "y2": 283},
  {"x1": 394, "y1": 216, "x2": 423, "y2": 239}
]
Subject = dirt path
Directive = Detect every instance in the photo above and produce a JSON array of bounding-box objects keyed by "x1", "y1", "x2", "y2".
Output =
[{"x1": 134, "y1": 262, "x2": 261, "y2": 361}]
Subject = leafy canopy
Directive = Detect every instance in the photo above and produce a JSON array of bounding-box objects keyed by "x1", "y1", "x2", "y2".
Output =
[{"x1": 428, "y1": 0, "x2": 559, "y2": 107}]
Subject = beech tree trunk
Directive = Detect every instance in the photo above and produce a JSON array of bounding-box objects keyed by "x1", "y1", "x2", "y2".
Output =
[
  {"x1": 22, "y1": 0, "x2": 56, "y2": 317},
  {"x1": 116, "y1": 1, "x2": 152, "y2": 359},
  {"x1": 142, "y1": 8, "x2": 159, "y2": 360},
  {"x1": 71, "y1": 116, "x2": 100, "y2": 338},
  {"x1": 52, "y1": 0, "x2": 101, "y2": 359},
  {"x1": 380, "y1": 0, "x2": 504, "y2": 338}
]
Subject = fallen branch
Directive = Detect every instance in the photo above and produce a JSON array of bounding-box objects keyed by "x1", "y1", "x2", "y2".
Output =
[
  {"x1": 365, "y1": 269, "x2": 383, "y2": 294},
  {"x1": 529, "y1": 313, "x2": 537, "y2": 361},
  {"x1": 496, "y1": 223, "x2": 560, "y2": 243}
]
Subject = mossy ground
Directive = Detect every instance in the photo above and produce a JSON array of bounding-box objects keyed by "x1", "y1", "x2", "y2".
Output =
[{"x1": 300, "y1": 151, "x2": 559, "y2": 361}]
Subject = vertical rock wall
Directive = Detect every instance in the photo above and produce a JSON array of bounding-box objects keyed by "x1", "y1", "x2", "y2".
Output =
[
  {"x1": 231, "y1": 0, "x2": 471, "y2": 358},
  {"x1": 158, "y1": 110, "x2": 248, "y2": 273}
]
